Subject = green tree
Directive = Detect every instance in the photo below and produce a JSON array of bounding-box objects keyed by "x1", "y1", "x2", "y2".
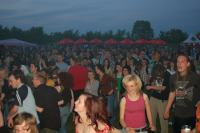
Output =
[
  {"x1": 102, "y1": 30, "x2": 113, "y2": 40},
  {"x1": 132, "y1": 20, "x2": 154, "y2": 40},
  {"x1": 114, "y1": 29, "x2": 126, "y2": 40},
  {"x1": 0, "y1": 26, "x2": 10, "y2": 39},
  {"x1": 24, "y1": 27, "x2": 46, "y2": 44},
  {"x1": 159, "y1": 29, "x2": 188, "y2": 44},
  {"x1": 10, "y1": 26, "x2": 24, "y2": 39}
]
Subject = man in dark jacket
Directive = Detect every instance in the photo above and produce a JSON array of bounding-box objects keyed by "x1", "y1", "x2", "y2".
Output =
[{"x1": 32, "y1": 73, "x2": 61, "y2": 133}]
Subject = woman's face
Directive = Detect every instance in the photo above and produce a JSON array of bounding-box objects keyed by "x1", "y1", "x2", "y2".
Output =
[
  {"x1": 13, "y1": 121, "x2": 31, "y2": 133},
  {"x1": 116, "y1": 65, "x2": 122, "y2": 72},
  {"x1": 104, "y1": 59, "x2": 109, "y2": 66},
  {"x1": 122, "y1": 68, "x2": 129, "y2": 76},
  {"x1": 124, "y1": 81, "x2": 138, "y2": 93},
  {"x1": 121, "y1": 59, "x2": 126, "y2": 66},
  {"x1": 127, "y1": 59, "x2": 133, "y2": 66},
  {"x1": 74, "y1": 95, "x2": 87, "y2": 113},
  {"x1": 95, "y1": 66, "x2": 100, "y2": 75},
  {"x1": 88, "y1": 72, "x2": 95, "y2": 80}
]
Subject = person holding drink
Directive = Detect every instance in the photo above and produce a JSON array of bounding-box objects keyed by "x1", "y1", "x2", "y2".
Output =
[
  {"x1": 146, "y1": 64, "x2": 170, "y2": 133},
  {"x1": 164, "y1": 53, "x2": 200, "y2": 133}
]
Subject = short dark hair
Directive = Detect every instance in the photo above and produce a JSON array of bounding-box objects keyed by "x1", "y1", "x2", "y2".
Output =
[
  {"x1": 122, "y1": 65, "x2": 131, "y2": 74},
  {"x1": 70, "y1": 56, "x2": 78, "y2": 63},
  {"x1": 9, "y1": 69, "x2": 25, "y2": 83},
  {"x1": 30, "y1": 62, "x2": 39, "y2": 70},
  {"x1": 177, "y1": 52, "x2": 190, "y2": 62}
]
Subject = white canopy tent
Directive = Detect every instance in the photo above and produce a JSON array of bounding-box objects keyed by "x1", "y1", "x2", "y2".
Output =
[
  {"x1": 182, "y1": 34, "x2": 200, "y2": 46},
  {"x1": 0, "y1": 38, "x2": 38, "y2": 47}
]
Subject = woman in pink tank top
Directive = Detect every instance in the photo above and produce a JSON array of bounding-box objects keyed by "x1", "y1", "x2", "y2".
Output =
[{"x1": 120, "y1": 74, "x2": 155, "y2": 133}]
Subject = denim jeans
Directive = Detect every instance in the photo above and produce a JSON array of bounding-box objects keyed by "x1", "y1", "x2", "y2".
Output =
[
  {"x1": 106, "y1": 93, "x2": 116, "y2": 124},
  {"x1": 58, "y1": 105, "x2": 71, "y2": 133}
]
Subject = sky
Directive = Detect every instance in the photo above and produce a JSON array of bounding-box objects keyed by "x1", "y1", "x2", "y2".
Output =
[{"x1": 0, "y1": 0, "x2": 200, "y2": 35}]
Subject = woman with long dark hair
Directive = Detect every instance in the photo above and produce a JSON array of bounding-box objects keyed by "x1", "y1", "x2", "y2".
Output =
[
  {"x1": 74, "y1": 93, "x2": 119, "y2": 133},
  {"x1": 103, "y1": 58, "x2": 113, "y2": 77},
  {"x1": 95, "y1": 64, "x2": 117, "y2": 124},
  {"x1": 55, "y1": 72, "x2": 74, "y2": 133}
]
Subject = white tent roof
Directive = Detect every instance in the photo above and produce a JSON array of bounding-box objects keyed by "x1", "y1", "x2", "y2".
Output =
[
  {"x1": 183, "y1": 34, "x2": 200, "y2": 44},
  {"x1": 0, "y1": 38, "x2": 38, "y2": 47}
]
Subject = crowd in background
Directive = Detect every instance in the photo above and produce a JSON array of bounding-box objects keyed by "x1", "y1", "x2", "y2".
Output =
[{"x1": 0, "y1": 44, "x2": 200, "y2": 133}]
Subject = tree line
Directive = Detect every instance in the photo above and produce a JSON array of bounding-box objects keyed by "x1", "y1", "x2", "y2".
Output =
[{"x1": 0, "y1": 20, "x2": 192, "y2": 45}]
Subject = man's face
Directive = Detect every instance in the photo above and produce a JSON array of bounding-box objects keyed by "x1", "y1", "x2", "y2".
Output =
[
  {"x1": 57, "y1": 55, "x2": 63, "y2": 63},
  {"x1": 8, "y1": 75, "x2": 19, "y2": 89},
  {"x1": 70, "y1": 58, "x2": 74, "y2": 66},
  {"x1": 32, "y1": 76, "x2": 40, "y2": 88},
  {"x1": 152, "y1": 52, "x2": 160, "y2": 61},
  {"x1": 177, "y1": 56, "x2": 189, "y2": 74},
  {"x1": 30, "y1": 64, "x2": 37, "y2": 73}
]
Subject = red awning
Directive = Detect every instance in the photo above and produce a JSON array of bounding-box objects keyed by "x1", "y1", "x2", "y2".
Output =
[
  {"x1": 135, "y1": 39, "x2": 149, "y2": 45},
  {"x1": 120, "y1": 38, "x2": 135, "y2": 45},
  {"x1": 149, "y1": 39, "x2": 166, "y2": 45},
  {"x1": 105, "y1": 38, "x2": 118, "y2": 45},
  {"x1": 89, "y1": 38, "x2": 103, "y2": 44},
  {"x1": 75, "y1": 38, "x2": 88, "y2": 45},
  {"x1": 57, "y1": 38, "x2": 74, "y2": 45}
]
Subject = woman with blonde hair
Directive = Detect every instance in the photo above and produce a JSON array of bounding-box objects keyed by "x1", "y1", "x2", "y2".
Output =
[
  {"x1": 13, "y1": 112, "x2": 38, "y2": 133},
  {"x1": 120, "y1": 74, "x2": 155, "y2": 133}
]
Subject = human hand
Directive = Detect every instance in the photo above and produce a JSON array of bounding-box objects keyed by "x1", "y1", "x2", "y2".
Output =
[
  {"x1": 7, "y1": 117, "x2": 13, "y2": 128},
  {"x1": 149, "y1": 125, "x2": 156, "y2": 132},
  {"x1": 55, "y1": 86, "x2": 61, "y2": 93},
  {"x1": 163, "y1": 110, "x2": 170, "y2": 120},
  {"x1": 108, "y1": 89, "x2": 114, "y2": 95},
  {"x1": 146, "y1": 86, "x2": 154, "y2": 90}
]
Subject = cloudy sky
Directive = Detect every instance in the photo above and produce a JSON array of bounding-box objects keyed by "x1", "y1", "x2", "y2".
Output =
[{"x1": 0, "y1": 0, "x2": 200, "y2": 35}]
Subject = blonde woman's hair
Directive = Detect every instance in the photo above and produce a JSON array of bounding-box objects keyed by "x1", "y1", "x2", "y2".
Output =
[
  {"x1": 122, "y1": 74, "x2": 142, "y2": 93},
  {"x1": 13, "y1": 112, "x2": 38, "y2": 133}
]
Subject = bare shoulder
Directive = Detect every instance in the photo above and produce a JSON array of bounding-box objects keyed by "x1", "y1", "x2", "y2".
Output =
[
  {"x1": 142, "y1": 93, "x2": 149, "y2": 101},
  {"x1": 120, "y1": 97, "x2": 126, "y2": 104}
]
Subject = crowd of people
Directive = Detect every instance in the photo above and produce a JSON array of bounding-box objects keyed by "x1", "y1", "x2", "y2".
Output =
[{"x1": 0, "y1": 44, "x2": 200, "y2": 133}]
